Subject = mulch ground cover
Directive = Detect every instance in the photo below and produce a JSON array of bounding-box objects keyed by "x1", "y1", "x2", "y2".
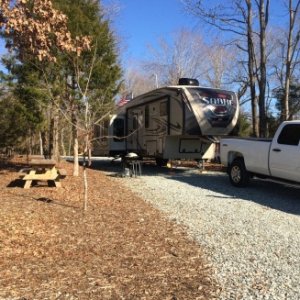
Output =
[{"x1": 0, "y1": 156, "x2": 220, "y2": 299}]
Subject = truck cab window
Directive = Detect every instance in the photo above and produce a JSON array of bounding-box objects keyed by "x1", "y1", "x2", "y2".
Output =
[
  {"x1": 277, "y1": 124, "x2": 300, "y2": 146},
  {"x1": 113, "y1": 118, "x2": 125, "y2": 142}
]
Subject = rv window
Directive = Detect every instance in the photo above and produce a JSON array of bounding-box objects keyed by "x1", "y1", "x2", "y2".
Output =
[
  {"x1": 113, "y1": 118, "x2": 124, "y2": 142},
  {"x1": 145, "y1": 105, "x2": 149, "y2": 128},
  {"x1": 160, "y1": 101, "x2": 168, "y2": 116}
]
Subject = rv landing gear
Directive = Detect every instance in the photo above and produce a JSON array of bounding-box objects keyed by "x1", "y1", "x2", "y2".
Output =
[{"x1": 155, "y1": 158, "x2": 168, "y2": 167}]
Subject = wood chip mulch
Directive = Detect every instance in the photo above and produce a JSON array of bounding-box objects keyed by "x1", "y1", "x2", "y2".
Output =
[{"x1": 0, "y1": 157, "x2": 220, "y2": 300}]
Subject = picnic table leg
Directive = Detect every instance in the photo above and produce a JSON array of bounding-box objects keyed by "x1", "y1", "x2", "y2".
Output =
[
  {"x1": 53, "y1": 180, "x2": 61, "y2": 188},
  {"x1": 23, "y1": 170, "x2": 36, "y2": 189},
  {"x1": 24, "y1": 179, "x2": 32, "y2": 189}
]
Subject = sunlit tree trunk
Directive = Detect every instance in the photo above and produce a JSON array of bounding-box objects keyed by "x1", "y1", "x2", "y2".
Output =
[
  {"x1": 246, "y1": 0, "x2": 259, "y2": 137},
  {"x1": 257, "y1": 0, "x2": 269, "y2": 137},
  {"x1": 72, "y1": 109, "x2": 79, "y2": 177},
  {"x1": 282, "y1": 0, "x2": 300, "y2": 121},
  {"x1": 60, "y1": 128, "x2": 66, "y2": 156},
  {"x1": 39, "y1": 132, "x2": 43, "y2": 156}
]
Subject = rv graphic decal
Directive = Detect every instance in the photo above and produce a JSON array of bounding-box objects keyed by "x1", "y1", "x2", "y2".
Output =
[{"x1": 187, "y1": 88, "x2": 237, "y2": 128}]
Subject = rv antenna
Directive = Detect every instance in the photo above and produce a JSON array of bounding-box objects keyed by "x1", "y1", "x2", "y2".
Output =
[{"x1": 151, "y1": 73, "x2": 158, "y2": 88}]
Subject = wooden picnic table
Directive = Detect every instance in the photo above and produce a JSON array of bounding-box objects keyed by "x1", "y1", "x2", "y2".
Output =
[
  {"x1": 29, "y1": 159, "x2": 57, "y2": 169},
  {"x1": 20, "y1": 159, "x2": 67, "y2": 189}
]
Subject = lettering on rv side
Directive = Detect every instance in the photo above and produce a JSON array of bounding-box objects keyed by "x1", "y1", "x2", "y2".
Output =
[{"x1": 200, "y1": 97, "x2": 233, "y2": 106}]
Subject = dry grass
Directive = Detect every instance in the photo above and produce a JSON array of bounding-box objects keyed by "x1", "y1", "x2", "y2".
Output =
[{"x1": 0, "y1": 157, "x2": 220, "y2": 299}]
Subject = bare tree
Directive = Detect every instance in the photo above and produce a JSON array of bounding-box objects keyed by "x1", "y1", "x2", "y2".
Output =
[
  {"x1": 143, "y1": 29, "x2": 208, "y2": 85},
  {"x1": 182, "y1": 0, "x2": 272, "y2": 136},
  {"x1": 123, "y1": 66, "x2": 156, "y2": 96},
  {"x1": 282, "y1": 0, "x2": 300, "y2": 121},
  {"x1": 256, "y1": 0, "x2": 270, "y2": 137},
  {"x1": 245, "y1": 0, "x2": 259, "y2": 136},
  {"x1": 203, "y1": 39, "x2": 237, "y2": 89},
  {"x1": 142, "y1": 29, "x2": 238, "y2": 93}
]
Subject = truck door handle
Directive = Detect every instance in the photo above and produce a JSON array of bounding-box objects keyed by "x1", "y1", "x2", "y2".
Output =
[{"x1": 272, "y1": 148, "x2": 281, "y2": 152}]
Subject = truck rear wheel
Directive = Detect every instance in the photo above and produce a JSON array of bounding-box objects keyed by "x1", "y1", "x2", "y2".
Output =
[{"x1": 229, "y1": 158, "x2": 250, "y2": 187}]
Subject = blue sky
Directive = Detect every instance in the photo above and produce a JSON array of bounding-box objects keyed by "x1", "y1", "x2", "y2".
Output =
[
  {"x1": 0, "y1": 0, "x2": 197, "y2": 70},
  {"x1": 0, "y1": 0, "x2": 288, "y2": 70},
  {"x1": 104, "y1": 0, "x2": 287, "y2": 67},
  {"x1": 104, "y1": 0, "x2": 199, "y2": 65}
]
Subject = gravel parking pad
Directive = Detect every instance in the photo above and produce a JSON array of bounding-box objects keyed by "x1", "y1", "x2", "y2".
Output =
[{"x1": 112, "y1": 165, "x2": 300, "y2": 300}]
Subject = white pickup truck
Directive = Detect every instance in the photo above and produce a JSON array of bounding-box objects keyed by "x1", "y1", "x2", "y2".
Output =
[{"x1": 220, "y1": 120, "x2": 300, "y2": 187}]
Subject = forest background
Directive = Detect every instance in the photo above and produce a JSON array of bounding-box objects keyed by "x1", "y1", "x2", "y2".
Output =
[{"x1": 0, "y1": 0, "x2": 299, "y2": 169}]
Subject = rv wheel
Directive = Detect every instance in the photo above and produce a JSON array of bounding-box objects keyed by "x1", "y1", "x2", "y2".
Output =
[{"x1": 155, "y1": 158, "x2": 168, "y2": 167}]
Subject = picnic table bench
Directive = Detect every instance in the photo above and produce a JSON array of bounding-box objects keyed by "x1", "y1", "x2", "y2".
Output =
[{"x1": 20, "y1": 159, "x2": 67, "y2": 189}]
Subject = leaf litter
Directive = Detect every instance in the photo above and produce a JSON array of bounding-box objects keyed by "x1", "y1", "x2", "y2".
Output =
[{"x1": 0, "y1": 157, "x2": 220, "y2": 299}]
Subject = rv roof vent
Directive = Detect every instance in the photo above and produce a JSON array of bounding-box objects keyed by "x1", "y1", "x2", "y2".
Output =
[{"x1": 178, "y1": 78, "x2": 199, "y2": 86}]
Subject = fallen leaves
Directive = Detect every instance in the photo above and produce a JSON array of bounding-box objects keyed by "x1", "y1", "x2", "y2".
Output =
[{"x1": 0, "y1": 157, "x2": 219, "y2": 299}]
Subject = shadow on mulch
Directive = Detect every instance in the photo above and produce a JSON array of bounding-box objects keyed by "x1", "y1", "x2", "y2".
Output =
[
  {"x1": 7, "y1": 179, "x2": 58, "y2": 189},
  {"x1": 35, "y1": 197, "x2": 53, "y2": 203},
  {"x1": 7, "y1": 179, "x2": 24, "y2": 188}
]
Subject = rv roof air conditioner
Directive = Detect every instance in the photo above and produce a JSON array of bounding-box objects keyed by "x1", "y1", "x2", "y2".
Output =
[{"x1": 178, "y1": 78, "x2": 199, "y2": 86}]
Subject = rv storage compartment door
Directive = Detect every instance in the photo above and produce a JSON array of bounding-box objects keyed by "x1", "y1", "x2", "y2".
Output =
[
  {"x1": 180, "y1": 138, "x2": 202, "y2": 153},
  {"x1": 164, "y1": 136, "x2": 211, "y2": 159}
]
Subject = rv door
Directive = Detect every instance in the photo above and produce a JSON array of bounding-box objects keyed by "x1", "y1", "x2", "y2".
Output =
[
  {"x1": 108, "y1": 115, "x2": 126, "y2": 156},
  {"x1": 127, "y1": 109, "x2": 144, "y2": 152}
]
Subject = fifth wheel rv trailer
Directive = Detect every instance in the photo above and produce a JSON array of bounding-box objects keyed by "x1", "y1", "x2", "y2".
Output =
[{"x1": 93, "y1": 78, "x2": 239, "y2": 165}]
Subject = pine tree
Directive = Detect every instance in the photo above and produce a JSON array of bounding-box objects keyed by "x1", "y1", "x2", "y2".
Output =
[
  {"x1": 0, "y1": 0, "x2": 122, "y2": 162},
  {"x1": 51, "y1": 0, "x2": 122, "y2": 177},
  {"x1": 274, "y1": 81, "x2": 300, "y2": 120}
]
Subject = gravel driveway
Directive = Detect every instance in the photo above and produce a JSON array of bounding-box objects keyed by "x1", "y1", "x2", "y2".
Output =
[{"x1": 94, "y1": 159, "x2": 300, "y2": 300}]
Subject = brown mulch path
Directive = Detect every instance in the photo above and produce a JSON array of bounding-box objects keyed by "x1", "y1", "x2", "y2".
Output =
[{"x1": 0, "y1": 157, "x2": 220, "y2": 299}]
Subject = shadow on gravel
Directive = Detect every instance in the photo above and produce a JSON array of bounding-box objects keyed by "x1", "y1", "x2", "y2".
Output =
[
  {"x1": 90, "y1": 157, "x2": 300, "y2": 216},
  {"x1": 168, "y1": 173, "x2": 300, "y2": 216}
]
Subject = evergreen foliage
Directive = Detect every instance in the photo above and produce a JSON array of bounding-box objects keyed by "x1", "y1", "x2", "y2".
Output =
[
  {"x1": 0, "y1": 0, "x2": 122, "y2": 153},
  {"x1": 273, "y1": 81, "x2": 300, "y2": 120},
  {"x1": 53, "y1": 0, "x2": 122, "y2": 111},
  {"x1": 230, "y1": 111, "x2": 252, "y2": 137}
]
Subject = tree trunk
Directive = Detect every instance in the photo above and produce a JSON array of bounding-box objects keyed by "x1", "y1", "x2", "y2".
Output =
[
  {"x1": 47, "y1": 101, "x2": 54, "y2": 158},
  {"x1": 257, "y1": 0, "x2": 269, "y2": 137},
  {"x1": 83, "y1": 160, "x2": 88, "y2": 211},
  {"x1": 41, "y1": 131, "x2": 48, "y2": 158},
  {"x1": 53, "y1": 105, "x2": 60, "y2": 161},
  {"x1": 72, "y1": 110, "x2": 79, "y2": 176},
  {"x1": 246, "y1": 0, "x2": 259, "y2": 137},
  {"x1": 282, "y1": 0, "x2": 300, "y2": 121},
  {"x1": 48, "y1": 102, "x2": 60, "y2": 161},
  {"x1": 49, "y1": 115, "x2": 54, "y2": 158},
  {"x1": 60, "y1": 128, "x2": 66, "y2": 156},
  {"x1": 83, "y1": 134, "x2": 89, "y2": 211},
  {"x1": 39, "y1": 132, "x2": 43, "y2": 156},
  {"x1": 68, "y1": 126, "x2": 73, "y2": 156},
  {"x1": 283, "y1": 64, "x2": 291, "y2": 121}
]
